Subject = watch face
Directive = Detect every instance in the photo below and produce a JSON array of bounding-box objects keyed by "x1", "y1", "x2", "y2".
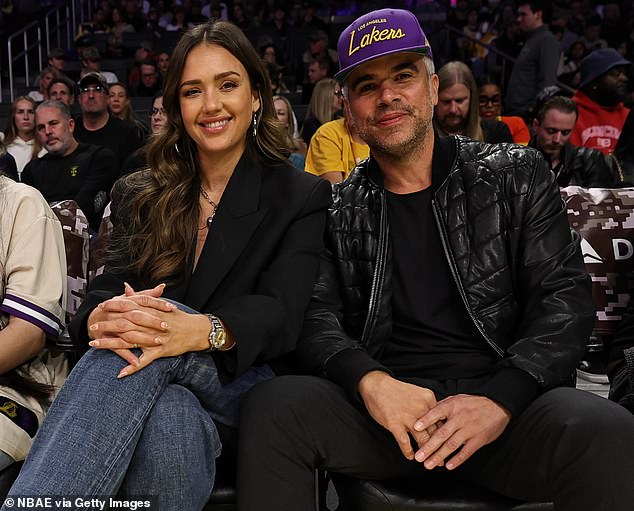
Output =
[{"x1": 212, "y1": 329, "x2": 226, "y2": 349}]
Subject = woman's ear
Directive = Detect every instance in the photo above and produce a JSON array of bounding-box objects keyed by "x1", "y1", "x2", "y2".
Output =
[{"x1": 253, "y1": 93, "x2": 261, "y2": 114}]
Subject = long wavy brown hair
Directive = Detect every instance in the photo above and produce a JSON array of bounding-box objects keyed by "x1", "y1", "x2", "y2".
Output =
[{"x1": 109, "y1": 21, "x2": 293, "y2": 287}]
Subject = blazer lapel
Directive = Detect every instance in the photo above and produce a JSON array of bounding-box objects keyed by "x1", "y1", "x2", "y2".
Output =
[{"x1": 186, "y1": 154, "x2": 268, "y2": 310}]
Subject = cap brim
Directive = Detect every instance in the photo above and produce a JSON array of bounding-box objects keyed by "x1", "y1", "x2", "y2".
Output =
[{"x1": 334, "y1": 46, "x2": 432, "y2": 83}]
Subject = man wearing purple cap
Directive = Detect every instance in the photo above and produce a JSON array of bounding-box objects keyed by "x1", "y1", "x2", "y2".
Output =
[{"x1": 238, "y1": 9, "x2": 634, "y2": 510}]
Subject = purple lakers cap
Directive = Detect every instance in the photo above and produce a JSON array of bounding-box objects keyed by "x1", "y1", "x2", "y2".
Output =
[{"x1": 335, "y1": 9, "x2": 432, "y2": 82}]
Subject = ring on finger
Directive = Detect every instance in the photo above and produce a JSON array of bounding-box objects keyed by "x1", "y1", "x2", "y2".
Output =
[{"x1": 133, "y1": 343, "x2": 139, "y2": 349}]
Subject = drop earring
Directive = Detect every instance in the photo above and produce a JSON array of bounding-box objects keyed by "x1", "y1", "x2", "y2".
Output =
[{"x1": 252, "y1": 112, "x2": 257, "y2": 138}]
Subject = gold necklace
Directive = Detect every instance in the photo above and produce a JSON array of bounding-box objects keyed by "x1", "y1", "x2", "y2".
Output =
[{"x1": 200, "y1": 187, "x2": 218, "y2": 229}]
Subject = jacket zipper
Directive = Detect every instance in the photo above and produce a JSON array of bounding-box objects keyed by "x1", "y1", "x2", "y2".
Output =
[
  {"x1": 361, "y1": 190, "x2": 388, "y2": 345},
  {"x1": 432, "y1": 199, "x2": 505, "y2": 357}
]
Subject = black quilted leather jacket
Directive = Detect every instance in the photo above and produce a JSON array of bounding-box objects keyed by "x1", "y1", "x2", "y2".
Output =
[
  {"x1": 528, "y1": 139, "x2": 616, "y2": 187},
  {"x1": 298, "y1": 135, "x2": 594, "y2": 391}
]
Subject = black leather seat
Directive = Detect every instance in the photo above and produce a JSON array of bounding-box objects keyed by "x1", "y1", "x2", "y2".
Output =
[{"x1": 331, "y1": 474, "x2": 553, "y2": 511}]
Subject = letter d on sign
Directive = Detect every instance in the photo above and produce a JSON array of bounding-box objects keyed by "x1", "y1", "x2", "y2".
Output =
[{"x1": 613, "y1": 238, "x2": 634, "y2": 260}]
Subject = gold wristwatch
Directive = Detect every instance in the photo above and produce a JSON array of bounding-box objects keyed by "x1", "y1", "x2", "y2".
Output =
[{"x1": 205, "y1": 314, "x2": 227, "y2": 351}]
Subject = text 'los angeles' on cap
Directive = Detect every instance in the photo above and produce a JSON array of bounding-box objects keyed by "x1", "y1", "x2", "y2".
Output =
[{"x1": 335, "y1": 8, "x2": 432, "y2": 83}]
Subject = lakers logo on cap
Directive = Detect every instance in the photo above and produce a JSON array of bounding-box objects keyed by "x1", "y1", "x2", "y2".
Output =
[{"x1": 348, "y1": 25, "x2": 406, "y2": 56}]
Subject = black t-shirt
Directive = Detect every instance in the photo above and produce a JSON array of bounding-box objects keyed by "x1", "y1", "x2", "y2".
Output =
[
  {"x1": 22, "y1": 143, "x2": 117, "y2": 230},
  {"x1": 382, "y1": 150, "x2": 498, "y2": 381},
  {"x1": 74, "y1": 115, "x2": 144, "y2": 174}
]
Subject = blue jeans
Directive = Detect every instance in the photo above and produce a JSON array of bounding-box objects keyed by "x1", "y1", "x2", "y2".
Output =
[{"x1": 4, "y1": 347, "x2": 273, "y2": 510}]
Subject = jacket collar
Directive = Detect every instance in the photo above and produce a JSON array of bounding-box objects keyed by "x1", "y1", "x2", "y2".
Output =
[
  {"x1": 183, "y1": 152, "x2": 268, "y2": 310},
  {"x1": 365, "y1": 132, "x2": 457, "y2": 192}
]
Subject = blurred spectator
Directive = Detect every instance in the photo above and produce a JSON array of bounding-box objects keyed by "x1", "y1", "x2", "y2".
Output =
[
  {"x1": 487, "y1": 19, "x2": 521, "y2": 88},
  {"x1": 78, "y1": 6, "x2": 110, "y2": 35},
  {"x1": 128, "y1": 41, "x2": 155, "y2": 91},
  {"x1": 570, "y1": 48, "x2": 631, "y2": 155},
  {"x1": 295, "y1": 4, "x2": 326, "y2": 31},
  {"x1": 505, "y1": 0, "x2": 560, "y2": 118},
  {"x1": 3, "y1": 96, "x2": 42, "y2": 178},
  {"x1": 600, "y1": 1, "x2": 627, "y2": 50},
  {"x1": 557, "y1": 40, "x2": 587, "y2": 89},
  {"x1": 435, "y1": 61, "x2": 513, "y2": 143},
  {"x1": 157, "y1": 52, "x2": 170, "y2": 82},
  {"x1": 109, "y1": 7, "x2": 135, "y2": 38},
  {"x1": 298, "y1": 29, "x2": 338, "y2": 93},
  {"x1": 549, "y1": 14, "x2": 579, "y2": 53},
  {"x1": 202, "y1": 1, "x2": 229, "y2": 21},
  {"x1": 121, "y1": 93, "x2": 167, "y2": 175},
  {"x1": 265, "y1": 4, "x2": 293, "y2": 57},
  {"x1": 144, "y1": 7, "x2": 165, "y2": 38},
  {"x1": 47, "y1": 77, "x2": 75, "y2": 108},
  {"x1": 266, "y1": 62, "x2": 290, "y2": 94},
  {"x1": 529, "y1": 95, "x2": 615, "y2": 187},
  {"x1": 259, "y1": 40, "x2": 281, "y2": 66},
  {"x1": 189, "y1": 1, "x2": 208, "y2": 24},
  {"x1": 74, "y1": 73, "x2": 144, "y2": 174},
  {"x1": 478, "y1": 75, "x2": 530, "y2": 145},
  {"x1": 29, "y1": 67, "x2": 59, "y2": 103},
  {"x1": 567, "y1": 0, "x2": 586, "y2": 36},
  {"x1": 272, "y1": 95, "x2": 306, "y2": 170},
  {"x1": 580, "y1": 15, "x2": 608, "y2": 52},
  {"x1": 73, "y1": 33, "x2": 95, "y2": 62},
  {"x1": 300, "y1": 78, "x2": 342, "y2": 146},
  {"x1": 108, "y1": 82, "x2": 147, "y2": 136},
  {"x1": 81, "y1": 47, "x2": 119, "y2": 84},
  {"x1": 230, "y1": 2, "x2": 253, "y2": 31},
  {"x1": 447, "y1": 0, "x2": 469, "y2": 30},
  {"x1": 23, "y1": 100, "x2": 116, "y2": 230},
  {"x1": 123, "y1": 0, "x2": 146, "y2": 32},
  {"x1": 132, "y1": 60, "x2": 162, "y2": 97},
  {"x1": 47, "y1": 48, "x2": 66, "y2": 76},
  {"x1": 302, "y1": 57, "x2": 331, "y2": 103},
  {"x1": 166, "y1": 6, "x2": 192, "y2": 32},
  {"x1": 105, "y1": 34, "x2": 125, "y2": 59}
]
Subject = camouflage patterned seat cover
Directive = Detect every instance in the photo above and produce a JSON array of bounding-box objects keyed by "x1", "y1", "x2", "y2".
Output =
[
  {"x1": 561, "y1": 187, "x2": 634, "y2": 351},
  {"x1": 48, "y1": 200, "x2": 90, "y2": 319}
]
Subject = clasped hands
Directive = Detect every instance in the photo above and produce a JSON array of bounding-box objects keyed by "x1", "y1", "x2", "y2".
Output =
[
  {"x1": 87, "y1": 283, "x2": 210, "y2": 378},
  {"x1": 358, "y1": 371, "x2": 511, "y2": 471}
]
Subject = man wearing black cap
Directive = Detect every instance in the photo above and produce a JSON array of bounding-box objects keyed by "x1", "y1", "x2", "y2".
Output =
[
  {"x1": 570, "y1": 48, "x2": 631, "y2": 155},
  {"x1": 74, "y1": 72, "x2": 143, "y2": 174},
  {"x1": 238, "y1": 8, "x2": 634, "y2": 510},
  {"x1": 80, "y1": 46, "x2": 119, "y2": 84}
]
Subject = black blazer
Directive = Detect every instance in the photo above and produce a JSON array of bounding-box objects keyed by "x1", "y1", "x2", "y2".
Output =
[{"x1": 69, "y1": 153, "x2": 332, "y2": 379}]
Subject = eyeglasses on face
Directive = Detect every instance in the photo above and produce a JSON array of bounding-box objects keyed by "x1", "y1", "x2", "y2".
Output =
[
  {"x1": 151, "y1": 108, "x2": 166, "y2": 116},
  {"x1": 479, "y1": 95, "x2": 501, "y2": 106},
  {"x1": 80, "y1": 85, "x2": 105, "y2": 94}
]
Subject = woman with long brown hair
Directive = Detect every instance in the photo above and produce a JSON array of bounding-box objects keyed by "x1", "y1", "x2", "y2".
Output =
[
  {"x1": 3, "y1": 96, "x2": 42, "y2": 179},
  {"x1": 6, "y1": 20, "x2": 331, "y2": 509}
]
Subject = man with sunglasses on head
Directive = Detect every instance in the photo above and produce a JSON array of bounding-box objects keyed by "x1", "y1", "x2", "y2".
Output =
[
  {"x1": 530, "y1": 94, "x2": 615, "y2": 187},
  {"x1": 74, "y1": 72, "x2": 143, "y2": 175}
]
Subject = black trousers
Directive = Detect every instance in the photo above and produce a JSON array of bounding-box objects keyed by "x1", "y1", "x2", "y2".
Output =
[{"x1": 237, "y1": 375, "x2": 634, "y2": 511}]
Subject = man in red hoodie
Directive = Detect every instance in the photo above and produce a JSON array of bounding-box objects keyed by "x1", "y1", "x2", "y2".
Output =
[{"x1": 570, "y1": 48, "x2": 631, "y2": 155}]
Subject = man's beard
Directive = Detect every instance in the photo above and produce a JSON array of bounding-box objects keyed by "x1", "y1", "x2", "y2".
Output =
[{"x1": 350, "y1": 101, "x2": 433, "y2": 161}]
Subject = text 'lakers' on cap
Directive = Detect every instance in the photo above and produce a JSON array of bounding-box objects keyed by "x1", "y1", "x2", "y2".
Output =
[{"x1": 335, "y1": 8, "x2": 432, "y2": 82}]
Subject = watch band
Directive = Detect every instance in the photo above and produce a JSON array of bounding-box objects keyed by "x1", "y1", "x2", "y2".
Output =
[{"x1": 205, "y1": 314, "x2": 226, "y2": 351}]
